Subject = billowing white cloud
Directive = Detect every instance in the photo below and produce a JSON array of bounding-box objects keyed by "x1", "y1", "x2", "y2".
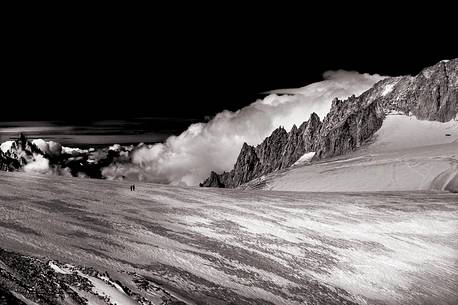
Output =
[
  {"x1": 61, "y1": 146, "x2": 89, "y2": 155},
  {"x1": 0, "y1": 140, "x2": 14, "y2": 153},
  {"x1": 23, "y1": 155, "x2": 51, "y2": 174},
  {"x1": 32, "y1": 139, "x2": 62, "y2": 157},
  {"x1": 102, "y1": 70, "x2": 386, "y2": 185}
]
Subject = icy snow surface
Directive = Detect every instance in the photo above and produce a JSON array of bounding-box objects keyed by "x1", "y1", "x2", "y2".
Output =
[
  {"x1": 381, "y1": 83, "x2": 395, "y2": 96},
  {"x1": 293, "y1": 151, "x2": 315, "y2": 165},
  {"x1": 0, "y1": 170, "x2": 457, "y2": 304},
  {"x1": 48, "y1": 261, "x2": 72, "y2": 274}
]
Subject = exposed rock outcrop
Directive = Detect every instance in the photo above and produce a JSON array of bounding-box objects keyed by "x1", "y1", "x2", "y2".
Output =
[
  {"x1": 200, "y1": 171, "x2": 225, "y2": 187},
  {"x1": 255, "y1": 126, "x2": 289, "y2": 174},
  {"x1": 0, "y1": 247, "x2": 185, "y2": 305},
  {"x1": 378, "y1": 59, "x2": 457, "y2": 122},
  {"x1": 202, "y1": 113, "x2": 323, "y2": 188},
  {"x1": 0, "y1": 151, "x2": 21, "y2": 172},
  {"x1": 203, "y1": 59, "x2": 458, "y2": 188},
  {"x1": 280, "y1": 112, "x2": 322, "y2": 168},
  {"x1": 1, "y1": 133, "x2": 43, "y2": 167},
  {"x1": 313, "y1": 95, "x2": 384, "y2": 160},
  {"x1": 314, "y1": 59, "x2": 457, "y2": 160},
  {"x1": 0, "y1": 134, "x2": 43, "y2": 171},
  {"x1": 0, "y1": 134, "x2": 135, "y2": 178}
]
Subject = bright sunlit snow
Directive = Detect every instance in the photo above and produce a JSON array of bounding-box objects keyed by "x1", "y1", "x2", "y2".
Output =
[
  {"x1": 0, "y1": 140, "x2": 14, "y2": 153},
  {"x1": 0, "y1": 171, "x2": 457, "y2": 304},
  {"x1": 381, "y1": 83, "x2": 395, "y2": 96},
  {"x1": 248, "y1": 115, "x2": 458, "y2": 192},
  {"x1": 293, "y1": 152, "x2": 315, "y2": 165}
]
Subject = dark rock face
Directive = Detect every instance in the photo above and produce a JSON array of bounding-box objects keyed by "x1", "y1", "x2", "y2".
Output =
[
  {"x1": 1, "y1": 133, "x2": 43, "y2": 167},
  {"x1": 203, "y1": 59, "x2": 458, "y2": 188},
  {"x1": 313, "y1": 95, "x2": 384, "y2": 160},
  {"x1": 0, "y1": 151, "x2": 21, "y2": 172},
  {"x1": 377, "y1": 59, "x2": 457, "y2": 122},
  {"x1": 279, "y1": 124, "x2": 301, "y2": 169},
  {"x1": 0, "y1": 248, "x2": 89, "y2": 305},
  {"x1": 0, "y1": 133, "x2": 44, "y2": 172},
  {"x1": 206, "y1": 142, "x2": 261, "y2": 188},
  {"x1": 202, "y1": 114, "x2": 322, "y2": 188},
  {"x1": 200, "y1": 171, "x2": 225, "y2": 187},
  {"x1": 280, "y1": 112, "x2": 322, "y2": 169},
  {"x1": 255, "y1": 127, "x2": 289, "y2": 174},
  {"x1": 229, "y1": 142, "x2": 260, "y2": 187},
  {"x1": 0, "y1": 247, "x2": 184, "y2": 305}
]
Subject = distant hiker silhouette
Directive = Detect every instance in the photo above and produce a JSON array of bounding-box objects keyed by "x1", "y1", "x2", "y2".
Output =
[{"x1": 130, "y1": 184, "x2": 136, "y2": 191}]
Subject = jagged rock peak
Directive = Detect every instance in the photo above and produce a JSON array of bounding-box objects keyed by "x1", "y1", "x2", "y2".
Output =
[
  {"x1": 376, "y1": 58, "x2": 457, "y2": 122},
  {"x1": 308, "y1": 112, "x2": 321, "y2": 124},
  {"x1": 0, "y1": 134, "x2": 40, "y2": 170},
  {"x1": 202, "y1": 112, "x2": 324, "y2": 188},
  {"x1": 0, "y1": 133, "x2": 44, "y2": 166},
  {"x1": 200, "y1": 171, "x2": 225, "y2": 187},
  {"x1": 203, "y1": 59, "x2": 458, "y2": 188},
  {"x1": 267, "y1": 126, "x2": 287, "y2": 137},
  {"x1": 331, "y1": 97, "x2": 342, "y2": 108},
  {"x1": 19, "y1": 133, "x2": 27, "y2": 150}
]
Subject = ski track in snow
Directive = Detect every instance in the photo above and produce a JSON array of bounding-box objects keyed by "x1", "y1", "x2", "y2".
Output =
[{"x1": 0, "y1": 171, "x2": 457, "y2": 305}]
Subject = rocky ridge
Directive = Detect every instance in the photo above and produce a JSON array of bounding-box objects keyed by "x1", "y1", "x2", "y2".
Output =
[
  {"x1": 0, "y1": 247, "x2": 185, "y2": 305},
  {"x1": 202, "y1": 59, "x2": 458, "y2": 188},
  {"x1": 0, "y1": 134, "x2": 134, "y2": 178},
  {"x1": 0, "y1": 134, "x2": 41, "y2": 171}
]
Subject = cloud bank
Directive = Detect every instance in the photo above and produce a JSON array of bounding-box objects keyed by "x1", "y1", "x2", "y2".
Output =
[
  {"x1": 23, "y1": 155, "x2": 52, "y2": 174},
  {"x1": 102, "y1": 70, "x2": 386, "y2": 185}
]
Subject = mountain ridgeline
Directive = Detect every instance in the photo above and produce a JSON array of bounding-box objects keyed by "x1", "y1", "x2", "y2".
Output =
[
  {"x1": 0, "y1": 135, "x2": 133, "y2": 178},
  {"x1": 201, "y1": 59, "x2": 458, "y2": 188}
]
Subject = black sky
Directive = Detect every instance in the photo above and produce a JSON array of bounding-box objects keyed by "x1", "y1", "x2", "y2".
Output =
[{"x1": 3, "y1": 6, "x2": 457, "y2": 124}]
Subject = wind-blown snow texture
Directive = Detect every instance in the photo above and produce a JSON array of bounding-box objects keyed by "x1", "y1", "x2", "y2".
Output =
[{"x1": 1, "y1": 171, "x2": 457, "y2": 304}]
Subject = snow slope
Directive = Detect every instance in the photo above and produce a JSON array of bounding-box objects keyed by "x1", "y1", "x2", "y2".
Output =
[
  {"x1": 1, "y1": 171, "x2": 457, "y2": 304},
  {"x1": 367, "y1": 114, "x2": 458, "y2": 153},
  {"x1": 246, "y1": 115, "x2": 458, "y2": 192}
]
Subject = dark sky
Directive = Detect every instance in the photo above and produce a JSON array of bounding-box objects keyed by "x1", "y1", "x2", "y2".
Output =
[{"x1": 2, "y1": 7, "x2": 456, "y2": 144}]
